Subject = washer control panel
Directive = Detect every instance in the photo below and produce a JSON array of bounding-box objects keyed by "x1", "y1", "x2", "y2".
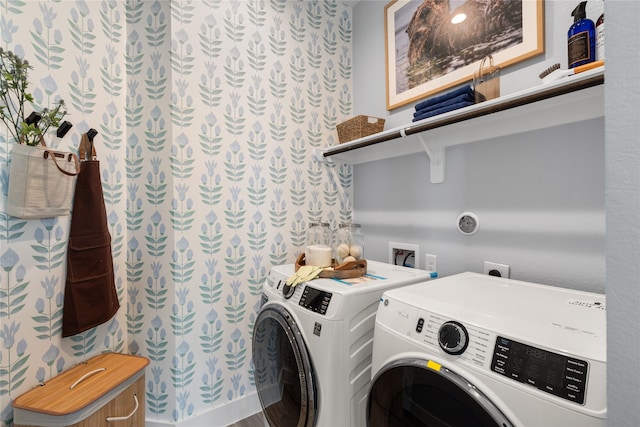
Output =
[
  {"x1": 491, "y1": 336, "x2": 588, "y2": 405},
  {"x1": 299, "y1": 286, "x2": 332, "y2": 315}
]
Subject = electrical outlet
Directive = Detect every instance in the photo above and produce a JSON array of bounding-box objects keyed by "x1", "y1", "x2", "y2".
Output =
[
  {"x1": 389, "y1": 242, "x2": 420, "y2": 268},
  {"x1": 484, "y1": 261, "x2": 510, "y2": 278},
  {"x1": 425, "y1": 254, "x2": 437, "y2": 272}
]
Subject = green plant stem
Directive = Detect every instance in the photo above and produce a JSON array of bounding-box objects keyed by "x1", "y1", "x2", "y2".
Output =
[
  {"x1": 0, "y1": 49, "x2": 65, "y2": 145},
  {"x1": 1, "y1": 52, "x2": 30, "y2": 143}
]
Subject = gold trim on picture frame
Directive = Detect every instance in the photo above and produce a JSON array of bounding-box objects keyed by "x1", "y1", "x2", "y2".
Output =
[{"x1": 385, "y1": 0, "x2": 544, "y2": 110}]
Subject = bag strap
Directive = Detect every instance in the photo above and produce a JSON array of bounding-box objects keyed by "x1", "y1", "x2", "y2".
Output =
[
  {"x1": 78, "y1": 133, "x2": 97, "y2": 161},
  {"x1": 43, "y1": 150, "x2": 81, "y2": 176},
  {"x1": 477, "y1": 54, "x2": 498, "y2": 77},
  {"x1": 20, "y1": 132, "x2": 79, "y2": 175}
]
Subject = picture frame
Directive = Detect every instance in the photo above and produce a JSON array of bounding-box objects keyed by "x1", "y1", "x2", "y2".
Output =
[{"x1": 384, "y1": 0, "x2": 544, "y2": 110}]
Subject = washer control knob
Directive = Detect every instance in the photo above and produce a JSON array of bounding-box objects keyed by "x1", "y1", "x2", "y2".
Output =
[
  {"x1": 438, "y1": 321, "x2": 469, "y2": 355},
  {"x1": 282, "y1": 283, "x2": 295, "y2": 299}
]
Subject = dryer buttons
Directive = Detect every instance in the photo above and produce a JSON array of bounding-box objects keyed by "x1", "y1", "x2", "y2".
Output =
[{"x1": 416, "y1": 318, "x2": 425, "y2": 333}]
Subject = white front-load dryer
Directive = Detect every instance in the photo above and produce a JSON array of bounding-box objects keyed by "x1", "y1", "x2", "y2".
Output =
[
  {"x1": 367, "y1": 272, "x2": 606, "y2": 427},
  {"x1": 252, "y1": 261, "x2": 436, "y2": 427}
]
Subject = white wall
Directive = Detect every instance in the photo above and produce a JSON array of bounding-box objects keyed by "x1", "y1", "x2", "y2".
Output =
[
  {"x1": 351, "y1": 0, "x2": 606, "y2": 291},
  {"x1": 606, "y1": 1, "x2": 640, "y2": 425}
]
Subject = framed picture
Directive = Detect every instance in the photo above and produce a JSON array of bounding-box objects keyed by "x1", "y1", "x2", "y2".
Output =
[{"x1": 384, "y1": 0, "x2": 544, "y2": 110}]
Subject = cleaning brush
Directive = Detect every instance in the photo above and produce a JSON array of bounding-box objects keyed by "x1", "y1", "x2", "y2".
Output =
[{"x1": 539, "y1": 60, "x2": 604, "y2": 84}]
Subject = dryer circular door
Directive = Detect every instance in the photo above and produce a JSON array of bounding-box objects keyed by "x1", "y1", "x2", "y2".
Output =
[
  {"x1": 367, "y1": 358, "x2": 513, "y2": 427},
  {"x1": 253, "y1": 304, "x2": 317, "y2": 427}
]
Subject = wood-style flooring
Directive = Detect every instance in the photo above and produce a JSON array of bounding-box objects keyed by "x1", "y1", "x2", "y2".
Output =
[{"x1": 227, "y1": 411, "x2": 266, "y2": 427}]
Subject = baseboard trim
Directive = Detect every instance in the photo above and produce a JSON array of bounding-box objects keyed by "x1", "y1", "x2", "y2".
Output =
[{"x1": 145, "y1": 392, "x2": 262, "y2": 427}]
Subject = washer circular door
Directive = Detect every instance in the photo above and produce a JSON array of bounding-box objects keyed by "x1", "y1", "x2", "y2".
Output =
[
  {"x1": 367, "y1": 358, "x2": 513, "y2": 427},
  {"x1": 253, "y1": 304, "x2": 317, "y2": 427}
]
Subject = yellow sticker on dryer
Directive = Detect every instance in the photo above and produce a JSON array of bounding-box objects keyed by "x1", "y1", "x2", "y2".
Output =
[{"x1": 426, "y1": 360, "x2": 441, "y2": 371}]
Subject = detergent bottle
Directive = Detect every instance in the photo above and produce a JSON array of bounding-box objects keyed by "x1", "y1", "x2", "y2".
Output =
[{"x1": 568, "y1": 1, "x2": 596, "y2": 68}]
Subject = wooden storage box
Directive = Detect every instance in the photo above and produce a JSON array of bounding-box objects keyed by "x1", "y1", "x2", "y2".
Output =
[
  {"x1": 336, "y1": 115, "x2": 385, "y2": 143},
  {"x1": 13, "y1": 353, "x2": 149, "y2": 427}
]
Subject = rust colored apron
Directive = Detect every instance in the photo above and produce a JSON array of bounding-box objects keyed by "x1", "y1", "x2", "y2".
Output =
[{"x1": 62, "y1": 133, "x2": 119, "y2": 337}]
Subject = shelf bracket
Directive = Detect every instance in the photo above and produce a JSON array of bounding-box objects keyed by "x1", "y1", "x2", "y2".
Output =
[
  {"x1": 417, "y1": 134, "x2": 445, "y2": 183},
  {"x1": 313, "y1": 148, "x2": 332, "y2": 164},
  {"x1": 313, "y1": 148, "x2": 347, "y2": 209}
]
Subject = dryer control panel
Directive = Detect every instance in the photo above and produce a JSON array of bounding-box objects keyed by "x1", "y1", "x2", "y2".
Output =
[{"x1": 491, "y1": 336, "x2": 588, "y2": 405}]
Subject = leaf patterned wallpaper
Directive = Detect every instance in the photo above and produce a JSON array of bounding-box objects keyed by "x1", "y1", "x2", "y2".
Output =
[{"x1": 0, "y1": 0, "x2": 352, "y2": 425}]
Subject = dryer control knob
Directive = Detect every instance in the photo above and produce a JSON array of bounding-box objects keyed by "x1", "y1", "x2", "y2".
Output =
[{"x1": 438, "y1": 321, "x2": 469, "y2": 355}]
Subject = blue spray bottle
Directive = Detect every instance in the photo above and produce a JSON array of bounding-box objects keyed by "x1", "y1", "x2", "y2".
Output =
[{"x1": 568, "y1": 1, "x2": 596, "y2": 68}]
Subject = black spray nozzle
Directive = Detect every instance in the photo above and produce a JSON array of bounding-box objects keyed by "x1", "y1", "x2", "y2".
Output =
[{"x1": 572, "y1": 1, "x2": 588, "y2": 22}]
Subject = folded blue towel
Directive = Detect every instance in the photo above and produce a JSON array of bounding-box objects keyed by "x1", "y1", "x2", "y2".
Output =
[
  {"x1": 412, "y1": 100, "x2": 475, "y2": 122},
  {"x1": 414, "y1": 85, "x2": 474, "y2": 111},
  {"x1": 413, "y1": 92, "x2": 475, "y2": 118}
]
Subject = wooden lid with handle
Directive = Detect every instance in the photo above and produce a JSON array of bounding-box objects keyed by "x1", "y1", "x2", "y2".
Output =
[{"x1": 13, "y1": 353, "x2": 149, "y2": 416}]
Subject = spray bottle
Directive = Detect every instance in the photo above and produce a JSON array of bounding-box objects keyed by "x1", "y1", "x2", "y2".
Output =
[
  {"x1": 596, "y1": 0, "x2": 604, "y2": 60},
  {"x1": 568, "y1": 1, "x2": 596, "y2": 68}
]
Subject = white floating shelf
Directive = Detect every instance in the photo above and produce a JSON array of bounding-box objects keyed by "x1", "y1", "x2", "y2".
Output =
[{"x1": 319, "y1": 68, "x2": 604, "y2": 183}]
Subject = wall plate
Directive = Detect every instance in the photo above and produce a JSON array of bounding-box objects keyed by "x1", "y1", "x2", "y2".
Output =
[{"x1": 457, "y1": 212, "x2": 479, "y2": 235}]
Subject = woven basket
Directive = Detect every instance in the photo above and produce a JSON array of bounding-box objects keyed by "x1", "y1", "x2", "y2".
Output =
[{"x1": 336, "y1": 115, "x2": 385, "y2": 144}]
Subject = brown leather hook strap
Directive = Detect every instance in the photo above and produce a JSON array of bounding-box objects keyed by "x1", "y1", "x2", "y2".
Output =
[{"x1": 79, "y1": 133, "x2": 97, "y2": 161}]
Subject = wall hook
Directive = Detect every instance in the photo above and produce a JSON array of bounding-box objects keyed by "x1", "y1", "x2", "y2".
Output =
[
  {"x1": 87, "y1": 128, "x2": 98, "y2": 142},
  {"x1": 57, "y1": 121, "x2": 73, "y2": 138},
  {"x1": 25, "y1": 111, "x2": 42, "y2": 125},
  {"x1": 84, "y1": 129, "x2": 98, "y2": 161}
]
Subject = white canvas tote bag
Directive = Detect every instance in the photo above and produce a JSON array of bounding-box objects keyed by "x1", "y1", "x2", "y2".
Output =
[{"x1": 6, "y1": 142, "x2": 80, "y2": 219}]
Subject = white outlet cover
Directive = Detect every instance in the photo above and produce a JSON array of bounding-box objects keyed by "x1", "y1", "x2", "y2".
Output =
[{"x1": 457, "y1": 212, "x2": 479, "y2": 235}]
